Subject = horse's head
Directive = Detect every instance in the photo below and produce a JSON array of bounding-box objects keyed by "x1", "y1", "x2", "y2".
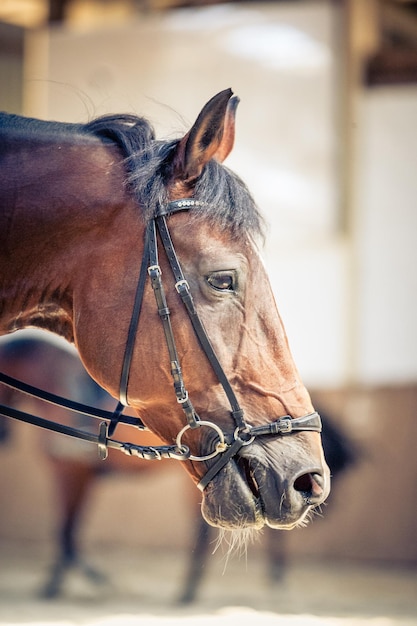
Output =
[
  {"x1": 148, "y1": 210, "x2": 330, "y2": 531},
  {"x1": 0, "y1": 91, "x2": 330, "y2": 530},
  {"x1": 77, "y1": 89, "x2": 329, "y2": 530}
]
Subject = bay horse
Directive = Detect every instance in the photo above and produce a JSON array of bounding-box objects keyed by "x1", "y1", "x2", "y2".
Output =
[{"x1": 0, "y1": 89, "x2": 330, "y2": 531}]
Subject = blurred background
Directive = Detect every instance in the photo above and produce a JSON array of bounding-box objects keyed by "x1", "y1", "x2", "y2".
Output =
[{"x1": 0, "y1": 0, "x2": 416, "y2": 619}]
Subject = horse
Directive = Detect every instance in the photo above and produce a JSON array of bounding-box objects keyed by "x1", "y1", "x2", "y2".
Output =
[
  {"x1": 0, "y1": 333, "x2": 355, "y2": 601},
  {"x1": 0, "y1": 88, "x2": 330, "y2": 531}
]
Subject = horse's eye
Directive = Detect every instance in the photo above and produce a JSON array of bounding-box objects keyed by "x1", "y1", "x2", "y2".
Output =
[{"x1": 206, "y1": 272, "x2": 235, "y2": 292}]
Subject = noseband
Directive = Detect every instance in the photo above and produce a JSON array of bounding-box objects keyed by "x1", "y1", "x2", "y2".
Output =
[{"x1": 0, "y1": 198, "x2": 322, "y2": 491}]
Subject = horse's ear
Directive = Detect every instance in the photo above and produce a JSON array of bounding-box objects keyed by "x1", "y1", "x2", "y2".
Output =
[
  {"x1": 212, "y1": 95, "x2": 239, "y2": 163},
  {"x1": 171, "y1": 88, "x2": 236, "y2": 185}
]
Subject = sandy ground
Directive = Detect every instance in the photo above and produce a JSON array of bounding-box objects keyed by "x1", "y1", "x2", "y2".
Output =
[{"x1": 0, "y1": 543, "x2": 416, "y2": 626}]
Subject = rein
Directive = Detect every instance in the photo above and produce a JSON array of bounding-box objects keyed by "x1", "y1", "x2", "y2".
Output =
[{"x1": 0, "y1": 198, "x2": 322, "y2": 490}]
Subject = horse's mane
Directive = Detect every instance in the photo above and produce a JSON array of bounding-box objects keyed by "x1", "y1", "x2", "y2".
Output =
[
  {"x1": 84, "y1": 114, "x2": 264, "y2": 239},
  {"x1": 0, "y1": 110, "x2": 263, "y2": 238}
]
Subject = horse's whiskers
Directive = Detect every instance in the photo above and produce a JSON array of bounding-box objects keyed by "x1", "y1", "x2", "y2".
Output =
[
  {"x1": 294, "y1": 502, "x2": 325, "y2": 529},
  {"x1": 212, "y1": 526, "x2": 260, "y2": 574},
  {"x1": 310, "y1": 503, "x2": 325, "y2": 520}
]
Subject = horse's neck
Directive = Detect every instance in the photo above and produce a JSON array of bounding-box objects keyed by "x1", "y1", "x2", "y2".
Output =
[{"x1": 0, "y1": 130, "x2": 129, "y2": 340}]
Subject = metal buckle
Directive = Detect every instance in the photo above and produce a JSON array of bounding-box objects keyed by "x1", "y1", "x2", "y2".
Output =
[
  {"x1": 278, "y1": 417, "x2": 293, "y2": 433},
  {"x1": 177, "y1": 390, "x2": 189, "y2": 404},
  {"x1": 98, "y1": 421, "x2": 109, "y2": 460},
  {"x1": 148, "y1": 264, "x2": 161, "y2": 276},
  {"x1": 175, "y1": 279, "x2": 189, "y2": 293}
]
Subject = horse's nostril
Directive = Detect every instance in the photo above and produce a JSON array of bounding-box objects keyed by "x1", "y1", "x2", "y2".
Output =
[
  {"x1": 294, "y1": 473, "x2": 312, "y2": 493},
  {"x1": 294, "y1": 472, "x2": 324, "y2": 500}
]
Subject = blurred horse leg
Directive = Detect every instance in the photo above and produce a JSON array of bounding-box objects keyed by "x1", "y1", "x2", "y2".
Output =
[
  {"x1": 40, "y1": 458, "x2": 106, "y2": 598},
  {"x1": 178, "y1": 514, "x2": 212, "y2": 604},
  {"x1": 265, "y1": 527, "x2": 287, "y2": 582},
  {"x1": 263, "y1": 408, "x2": 357, "y2": 585}
]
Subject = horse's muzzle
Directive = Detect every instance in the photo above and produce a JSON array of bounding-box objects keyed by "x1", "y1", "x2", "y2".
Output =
[{"x1": 200, "y1": 443, "x2": 330, "y2": 530}]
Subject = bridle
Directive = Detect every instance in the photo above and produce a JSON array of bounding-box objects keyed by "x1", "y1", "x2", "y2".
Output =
[{"x1": 0, "y1": 198, "x2": 322, "y2": 491}]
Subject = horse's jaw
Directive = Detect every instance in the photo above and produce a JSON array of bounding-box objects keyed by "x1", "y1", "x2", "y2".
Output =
[{"x1": 200, "y1": 439, "x2": 330, "y2": 531}]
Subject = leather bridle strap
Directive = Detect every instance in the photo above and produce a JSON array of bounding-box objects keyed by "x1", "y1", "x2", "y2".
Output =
[
  {"x1": 119, "y1": 221, "x2": 151, "y2": 406},
  {"x1": 0, "y1": 371, "x2": 143, "y2": 428},
  {"x1": 0, "y1": 401, "x2": 189, "y2": 461},
  {"x1": 155, "y1": 212, "x2": 246, "y2": 432},
  {"x1": 147, "y1": 219, "x2": 200, "y2": 429},
  {"x1": 113, "y1": 219, "x2": 154, "y2": 434}
]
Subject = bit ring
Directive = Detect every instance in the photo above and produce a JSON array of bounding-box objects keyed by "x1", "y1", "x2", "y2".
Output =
[{"x1": 176, "y1": 420, "x2": 227, "y2": 461}]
